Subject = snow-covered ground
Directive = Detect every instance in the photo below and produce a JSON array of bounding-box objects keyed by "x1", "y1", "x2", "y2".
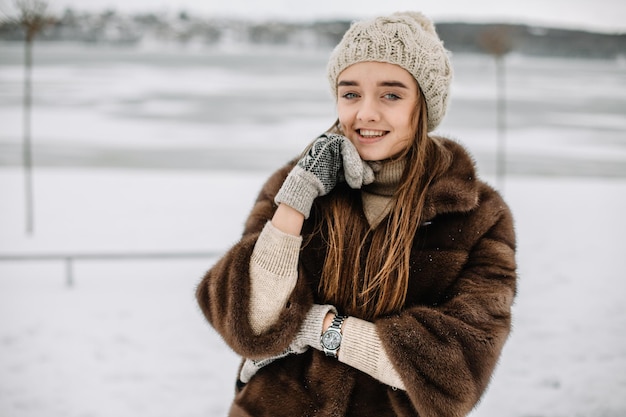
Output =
[{"x1": 1, "y1": 42, "x2": 625, "y2": 416}]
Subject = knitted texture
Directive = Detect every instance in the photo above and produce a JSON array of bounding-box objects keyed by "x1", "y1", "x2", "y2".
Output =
[
  {"x1": 275, "y1": 133, "x2": 374, "y2": 218},
  {"x1": 339, "y1": 316, "x2": 405, "y2": 390},
  {"x1": 249, "y1": 221, "x2": 302, "y2": 334},
  {"x1": 327, "y1": 11, "x2": 453, "y2": 132},
  {"x1": 239, "y1": 304, "x2": 337, "y2": 384},
  {"x1": 361, "y1": 157, "x2": 406, "y2": 228}
]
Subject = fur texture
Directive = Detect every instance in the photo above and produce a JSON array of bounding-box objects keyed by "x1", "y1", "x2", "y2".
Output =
[{"x1": 196, "y1": 137, "x2": 517, "y2": 417}]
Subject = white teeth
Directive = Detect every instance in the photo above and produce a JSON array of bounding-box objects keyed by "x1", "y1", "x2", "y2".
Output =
[{"x1": 360, "y1": 129, "x2": 385, "y2": 137}]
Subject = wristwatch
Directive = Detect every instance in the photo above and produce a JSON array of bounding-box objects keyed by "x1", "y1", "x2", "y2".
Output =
[{"x1": 320, "y1": 315, "x2": 347, "y2": 358}]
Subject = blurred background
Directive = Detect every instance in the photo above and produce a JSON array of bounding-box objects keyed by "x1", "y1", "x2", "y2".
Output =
[{"x1": 1, "y1": 0, "x2": 625, "y2": 416}]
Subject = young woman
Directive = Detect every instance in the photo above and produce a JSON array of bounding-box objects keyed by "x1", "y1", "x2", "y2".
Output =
[{"x1": 196, "y1": 11, "x2": 516, "y2": 417}]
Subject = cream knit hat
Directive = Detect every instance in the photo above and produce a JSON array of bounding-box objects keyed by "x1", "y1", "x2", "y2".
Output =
[{"x1": 327, "y1": 11, "x2": 453, "y2": 132}]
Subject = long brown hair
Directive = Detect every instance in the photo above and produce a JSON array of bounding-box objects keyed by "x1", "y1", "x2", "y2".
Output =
[{"x1": 315, "y1": 93, "x2": 453, "y2": 320}]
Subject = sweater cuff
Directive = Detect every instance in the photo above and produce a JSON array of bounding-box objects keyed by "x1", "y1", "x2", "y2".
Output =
[
  {"x1": 297, "y1": 304, "x2": 337, "y2": 351},
  {"x1": 274, "y1": 166, "x2": 322, "y2": 219},
  {"x1": 338, "y1": 317, "x2": 406, "y2": 390},
  {"x1": 249, "y1": 221, "x2": 303, "y2": 334},
  {"x1": 250, "y1": 221, "x2": 302, "y2": 276}
]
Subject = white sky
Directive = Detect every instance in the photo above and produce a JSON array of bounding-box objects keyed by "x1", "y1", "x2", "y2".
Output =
[{"x1": 3, "y1": 0, "x2": 626, "y2": 33}]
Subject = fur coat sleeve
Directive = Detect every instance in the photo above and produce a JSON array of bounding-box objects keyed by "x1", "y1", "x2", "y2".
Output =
[
  {"x1": 195, "y1": 161, "x2": 311, "y2": 359},
  {"x1": 378, "y1": 183, "x2": 516, "y2": 416},
  {"x1": 349, "y1": 138, "x2": 515, "y2": 416}
]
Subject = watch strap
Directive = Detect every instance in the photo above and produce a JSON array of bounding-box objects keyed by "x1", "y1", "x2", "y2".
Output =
[
  {"x1": 330, "y1": 315, "x2": 347, "y2": 331},
  {"x1": 321, "y1": 315, "x2": 347, "y2": 358}
]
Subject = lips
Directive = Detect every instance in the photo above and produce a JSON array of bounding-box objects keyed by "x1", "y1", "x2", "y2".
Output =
[{"x1": 358, "y1": 129, "x2": 387, "y2": 138}]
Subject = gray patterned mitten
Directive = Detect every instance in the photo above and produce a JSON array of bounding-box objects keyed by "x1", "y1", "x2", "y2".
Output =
[{"x1": 275, "y1": 133, "x2": 374, "y2": 218}]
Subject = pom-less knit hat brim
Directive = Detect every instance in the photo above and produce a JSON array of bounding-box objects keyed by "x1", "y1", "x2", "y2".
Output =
[{"x1": 327, "y1": 11, "x2": 453, "y2": 132}]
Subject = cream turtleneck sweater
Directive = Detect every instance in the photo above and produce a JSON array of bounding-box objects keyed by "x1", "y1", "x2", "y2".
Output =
[
  {"x1": 247, "y1": 159, "x2": 407, "y2": 389},
  {"x1": 361, "y1": 157, "x2": 405, "y2": 228}
]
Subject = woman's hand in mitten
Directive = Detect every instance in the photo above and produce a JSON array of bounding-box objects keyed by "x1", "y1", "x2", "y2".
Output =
[
  {"x1": 339, "y1": 136, "x2": 375, "y2": 189},
  {"x1": 275, "y1": 133, "x2": 374, "y2": 218}
]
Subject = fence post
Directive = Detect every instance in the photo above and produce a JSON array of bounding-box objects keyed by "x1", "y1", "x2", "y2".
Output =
[{"x1": 65, "y1": 257, "x2": 73, "y2": 288}]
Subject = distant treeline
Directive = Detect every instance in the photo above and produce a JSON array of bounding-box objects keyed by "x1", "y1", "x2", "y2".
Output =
[
  {"x1": 437, "y1": 22, "x2": 625, "y2": 59},
  {"x1": 1, "y1": 9, "x2": 624, "y2": 59}
]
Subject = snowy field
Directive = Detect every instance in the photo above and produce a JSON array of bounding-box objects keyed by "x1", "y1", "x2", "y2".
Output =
[{"x1": 1, "y1": 42, "x2": 626, "y2": 416}]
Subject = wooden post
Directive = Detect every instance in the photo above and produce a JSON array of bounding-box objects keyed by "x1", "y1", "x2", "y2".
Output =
[
  {"x1": 65, "y1": 257, "x2": 74, "y2": 288},
  {"x1": 495, "y1": 54, "x2": 506, "y2": 192},
  {"x1": 14, "y1": 0, "x2": 54, "y2": 235},
  {"x1": 23, "y1": 31, "x2": 34, "y2": 234},
  {"x1": 478, "y1": 25, "x2": 513, "y2": 193}
]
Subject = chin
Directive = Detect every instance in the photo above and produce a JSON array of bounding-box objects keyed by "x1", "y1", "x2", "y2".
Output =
[
  {"x1": 348, "y1": 137, "x2": 392, "y2": 161},
  {"x1": 358, "y1": 151, "x2": 386, "y2": 162}
]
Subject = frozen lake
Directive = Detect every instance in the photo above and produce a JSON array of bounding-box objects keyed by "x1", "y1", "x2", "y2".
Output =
[
  {"x1": 1, "y1": 41, "x2": 626, "y2": 416},
  {"x1": 1, "y1": 42, "x2": 625, "y2": 175}
]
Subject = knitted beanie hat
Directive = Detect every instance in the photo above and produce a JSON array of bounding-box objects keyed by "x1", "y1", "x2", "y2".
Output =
[{"x1": 327, "y1": 11, "x2": 453, "y2": 132}]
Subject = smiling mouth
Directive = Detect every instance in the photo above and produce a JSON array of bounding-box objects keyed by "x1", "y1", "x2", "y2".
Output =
[{"x1": 358, "y1": 129, "x2": 388, "y2": 139}]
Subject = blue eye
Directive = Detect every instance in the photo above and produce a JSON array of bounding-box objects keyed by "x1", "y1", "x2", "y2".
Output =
[
  {"x1": 384, "y1": 93, "x2": 400, "y2": 100},
  {"x1": 341, "y1": 92, "x2": 359, "y2": 99}
]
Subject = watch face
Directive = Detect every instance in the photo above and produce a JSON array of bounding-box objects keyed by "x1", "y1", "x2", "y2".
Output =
[{"x1": 322, "y1": 330, "x2": 341, "y2": 350}]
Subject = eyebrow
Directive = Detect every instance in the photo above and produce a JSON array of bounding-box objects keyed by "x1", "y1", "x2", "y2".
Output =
[{"x1": 337, "y1": 80, "x2": 410, "y2": 89}]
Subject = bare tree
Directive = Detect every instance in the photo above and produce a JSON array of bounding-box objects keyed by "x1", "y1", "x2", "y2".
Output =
[
  {"x1": 1, "y1": 0, "x2": 54, "y2": 234},
  {"x1": 478, "y1": 25, "x2": 513, "y2": 192}
]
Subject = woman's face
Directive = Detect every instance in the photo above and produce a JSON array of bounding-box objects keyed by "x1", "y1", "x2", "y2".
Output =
[{"x1": 336, "y1": 61, "x2": 420, "y2": 162}]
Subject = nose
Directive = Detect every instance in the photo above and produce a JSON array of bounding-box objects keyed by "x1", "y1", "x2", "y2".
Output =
[{"x1": 356, "y1": 97, "x2": 380, "y2": 123}]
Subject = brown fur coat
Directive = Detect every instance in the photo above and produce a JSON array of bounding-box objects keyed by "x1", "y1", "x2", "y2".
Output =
[{"x1": 196, "y1": 138, "x2": 517, "y2": 417}]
